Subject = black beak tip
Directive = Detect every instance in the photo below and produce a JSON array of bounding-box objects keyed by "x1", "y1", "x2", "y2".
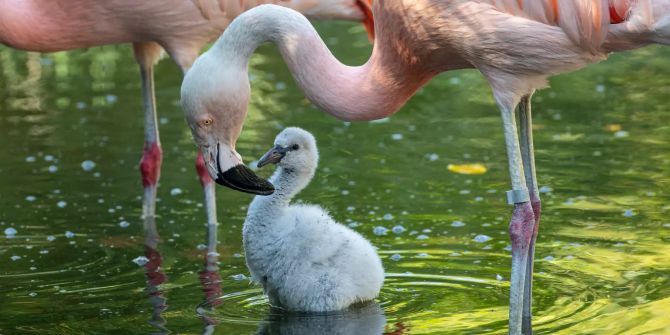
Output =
[{"x1": 215, "y1": 164, "x2": 275, "y2": 195}]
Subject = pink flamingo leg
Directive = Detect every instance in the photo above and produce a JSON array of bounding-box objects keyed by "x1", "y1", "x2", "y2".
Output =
[
  {"x1": 518, "y1": 94, "x2": 542, "y2": 334},
  {"x1": 196, "y1": 152, "x2": 219, "y2": 255},
  {"x1": 134, "y1": 42, "x2": 164, "y2": 220},
  {"x1": 497, "y1": 97, "x2": 536, "y2": 335}
]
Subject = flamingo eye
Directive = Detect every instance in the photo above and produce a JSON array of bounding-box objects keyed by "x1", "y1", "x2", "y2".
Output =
[{"x1": 202, "y1": 119, "x2": 213, "y2": 126}]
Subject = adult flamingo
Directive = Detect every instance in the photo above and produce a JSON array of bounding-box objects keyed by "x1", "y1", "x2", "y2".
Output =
[
  {"x1": 180, "y1": 1, "x2": 669, "y2": 333},
  {"x1": 0, "y1": 0, "x2": 373, "y2": 236}
]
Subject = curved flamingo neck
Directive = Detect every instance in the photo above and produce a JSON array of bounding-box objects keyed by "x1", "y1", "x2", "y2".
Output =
[{"x1": 213, "y1": 4, "x2": 433, "y2": 121}]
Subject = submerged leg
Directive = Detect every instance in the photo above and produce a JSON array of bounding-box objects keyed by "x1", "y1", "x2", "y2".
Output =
[
  {"x1": 196, "y1": 152, "x2": 219, "y2": 257},
  {"x1": 497, "y1": 97, "x2": 535, "y2": 335},
  {"x1": 518, "y1": 94, "x2": 541, "y2": 335},
  {"x1": 134, "y1": 42, "x2": 164, "y2": 220}
]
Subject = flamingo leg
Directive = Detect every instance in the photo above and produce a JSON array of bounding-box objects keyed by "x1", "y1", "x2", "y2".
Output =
[
  {"x1": 497, "y1": 98, "x2": 535, "y2": 335},
  {"x1": 196, "y1": 152, "x2": 219, "y2": 256},
  {"x1": 518, "y1": 94, "x2": 541, "y2": 335},
  {"x1": 134, "y1": 43, "x2": 163, "y2": 220}
]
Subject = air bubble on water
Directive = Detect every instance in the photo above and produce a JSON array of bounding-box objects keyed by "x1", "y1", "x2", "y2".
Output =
[
  {"x1": 30, "y1": 266, "x2": 37, "y2": 271},
  {"x1": 28, "y1": 292, "x2": 37, "y2": 297},
  {"x1": 197, "y1": 244, "x2": 207, "y2": 250},
  {"x1": 503, "y1": 245, "x2": 512, "y2": 251},
  {"x1": 44, "y1": 155, "x2": 54, "y2": 162},
  {"x1": 614, "y1": 130, "x2": 629, "y2": 138},
  {"x1": 48, "y1": 165, "x2": 58, "y2": 173},
  {"x1": 392, "y1": 225, "x2": 406, "y2": 234},
  {"x1": 383, "y1": 213, "x2": 394, "y2": 221},
  {"x1": 25, "y1": 195, "x2": 36, "y2": 202},
  {"x1": 25, "y1": 156, "x2": 36, "y2": 163},
  {"x1": 449, "y1": 252, "x2": 461, "y2": 257},
  {"x1": 64, "y1": 231, "x2": 75, "y2": 238},
  {"x1": 346, "y1": 206, "x2": 355, "y2": 212},
  {"x1": 543, "y1": 256, "x2": 555, "y2": 261},
  {"x1": 341, "y1": 190, "x2": 349, "y2": 195},
  {"x1": 231, "y1": 274, "x2": 247, "y2": 281},
  {"x1": 663, "y1": 223, "x2": 670, "y2": 228},
  {"x1": 47, "y1": 235, "x2": 56, "y2": 241},
  {"x1": 451, "y1": 221, "x2": 465, "y2": 227},
  {"x1": 106, "y1": 94, "x2": 118, "y2": 104},
  {"x1": 10, "y1": 255, "x2": 21, "y2": 261},
  {"x1": 426, "y1": 153, "x2": 439, "y2": 161},
  {"x1": 4, "y1": 227, "x2": 17, "y2": 237},
  {"x1": 132, "y1": 256, "x2": 149, "y2": 266},
  {"x1": 76, "y1": 101, "x2": 87, "y2": 109},
  {"x1": 170, "y1": 188, "x2": 183, "y2": 196},
  {"x1": 539, "y1": 186, "x2": 553, "y2": 194},
  {"x1": 564, "y1": 255, "x2": 575, "y2": 260},
  {"x1": 416, "y1": 253, "x2": 429, "y2": 258},
  {"x1": 459, "y1": 189, "x2": 471, "y2": 195},
  {"x1": 474, "y1": 196, "x2": 484, "y2": 202},
  {"x1": 390, "y1": 254, "x2": 402, "y2": 261},
  {"x1": 118, "y1": 221, "x2": 130, "y2": 228},
  {"x1": 595, "y1": 84, "x2": 606, "y2": 93},
  {"x1": 474, "y1": 234, "x2": 492, "y2": 243},
  {"x1": 373, "y1": 226, "x2": 388, "y2": 236},
  {"x1": 57, "y1": 201, "x2": 67, "y2": 208},
  {"x1": 233, "y1": 253, "x2": 243, "y2": 258},
  {"x1": 348, "y1": 221, "x2": 360, "y2": 228},
  {"x1": 416, "y1": 234, "x2": 429, "y2": 240},
  {"x1": 623, "y1": 209, "x2": 635, "y2": 217},
  {"x1": 496, "y1": 274, "x2": 504, "y2": 281},
  {"x1": 391, "y1": 133, "x2": 403, "y2": 140},
  {"x1": 422, "y1": 229, "x2": 431, "y2": 233},
  {"x1": 81, "y1": 160, "x2": 96, "y2": 171},
  {"x1": 40, "y1": 250, "x2": 49, "y2": 254}
]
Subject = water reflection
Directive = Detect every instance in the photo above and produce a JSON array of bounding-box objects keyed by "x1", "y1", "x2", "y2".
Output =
[
  {"x1": 255, "y1": 303, "x2": 388, "y2": 335},
  {"x1": 198, "y1": 251, "x2": 224, "y2": 334},
  {"x1": 142, "y1": 217, "x2": 170, "y2": 334}
]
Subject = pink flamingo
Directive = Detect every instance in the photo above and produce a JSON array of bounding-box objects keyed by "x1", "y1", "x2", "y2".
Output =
[
  {"x1": 0, "y1": 0, "x2": 373, "y2": 245},
  {"x1": 180, "y1": 1, "x2": 670, "y2": 333}
]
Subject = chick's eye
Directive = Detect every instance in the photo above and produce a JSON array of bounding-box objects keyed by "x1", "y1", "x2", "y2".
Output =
[{"x1": 291, "y1": 144, "x2": 300, "y2": 151}]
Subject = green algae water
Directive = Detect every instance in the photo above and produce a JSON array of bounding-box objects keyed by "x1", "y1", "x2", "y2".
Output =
[{"x1": 1, "y1": 21, "x2": 670, "y2": 334}]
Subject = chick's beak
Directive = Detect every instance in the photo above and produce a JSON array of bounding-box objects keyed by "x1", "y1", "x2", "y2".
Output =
[{"x1": 257, "y1": 145, "x2": 288, "y2": 168}]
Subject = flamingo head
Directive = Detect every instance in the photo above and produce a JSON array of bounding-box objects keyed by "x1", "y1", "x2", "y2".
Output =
[{"x1": 181, "y1": 52, "x2": 274, "y2": 196}]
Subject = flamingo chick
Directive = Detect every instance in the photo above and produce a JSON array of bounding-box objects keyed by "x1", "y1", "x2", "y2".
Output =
[{"x1": 243, "y1": 127, "x2": 384, "y2": 312}]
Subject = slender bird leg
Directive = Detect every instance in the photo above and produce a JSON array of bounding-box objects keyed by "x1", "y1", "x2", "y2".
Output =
[
  {"x1": 133, "y1": 42, "x2": 164, "y2": 221},
  {"x1": 196, "y1": 152, "x2": 219, "y2": 257},
  {"x1": 518, "y1": 94, "x2": 541, "y2": 335},
  {"x1": 498, "y1": 98, "x2": 535, "y2": 335}
]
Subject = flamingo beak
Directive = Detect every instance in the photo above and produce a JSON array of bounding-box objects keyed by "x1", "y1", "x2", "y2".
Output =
[
  {"x1": 211, "y1": 143, "x2": 275, "y2": 195},
  {"x1": 256, "y1": 145, "x2": 288, "y2": 168}
]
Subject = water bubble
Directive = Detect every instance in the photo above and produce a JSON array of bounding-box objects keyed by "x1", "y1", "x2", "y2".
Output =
[
  {"x1": 48, "y1": 165, "x2": 58, "y2": 173},
  {"x1": 64, "y1": 231, "x2": 75, "y2": 238},
  {"x1": 383, "y1": 213, "x2": 394, "y2": 221},
  {"x1": 391, "y1": 133, "x2": 403, "y2": 140},
  {"x1": 170, "y1": 188, "x2": 183, "y2": 196},
  {"x1": 44, "y1": 155, "x2": 55, "y2": 162},
  {"x1": 451, "y1": 220, "x2": 465, "y2": 227},
  {"x1": 132, "y1": 256, "x2": 149, "y2": 266},
  {"x1": 25, "y1": 156, "x2": 37, "y2": 163},
  {"x1": 57, "y1": 201, "x2": 67, "y2": 208},
  {"x1": 231, "y1": 274, "x2": 247, "y2": 281},
  {"x1": 496, "y1": 274, "x2": 504, "y2": 281},
  {"x1": 614, "y1": 130, "x2": 629, "y2": 138},
  {"x1": 389, "y1": 254, "x2": 402, "y2": 261},
  {"x1": 25, "y1": 195, "x2": 37, "y2": 202},
  {"x1": 39, "y1": 250, "x2": 49, "y2": 254},
  {"x1": 473, "y1": 234, "x2": 492, "y2": 243},
  {"x1": 81, "y1": 160, "x2": 96, "y2": 171},
  {"x1": 623, "y1": 209, "x2": 635, "y2": 217},
  {"x1": 416, "y1": 234, "x2": 429, "y2": 240},
  {"x1": 4, "y1": 227, "x2": 17, "y2": 237},
  {"x1": 543, "y1": 256, "x2": 555, "y2": 261},
  {"x1": 341, "y1": 190, "x2": 350, "y2": 195},
  {"x1": 118, "y1": 221, "x2": 130, "y2": 228},
  {"x1": 392, "y1": 225, "x2": 406, "y2": 234},
  {"x1": 564, "y1": 255, "x2": 575, "y2": 260},
  {"x1": 28, "y1": 292, "x2": 37, "y2": 297},
  {"x1": 106, "y1": 94, "x2": 118, "y2": 104},
  {"x1": 197, "y1": 244, "x2": 207, "y2": 250},
  {"x1": 426, "y1": 153, "x2": 439, "y2": 161},
  {"x1": 373, "y1": 226, "x2": 388, "y2": 236},
  {"x1": 449, "y1": 252, "x2": 461, "y2": 257},
  {"x1": 10, "y1": 255, "x2": 21, "y2": 261},
  {"x1": 539, "y1": 186, "x2": 553, "y2": 194},
  {"x1": 663, "y1": 223, "x2": 670, "y2": 228},
  {"x1": 416, "y1": 253, "x2": 429, "y2": 258},
  {"x1": 76, "y1": 101, "x2": 87, "y2": 109},
  {"x1": 503, "y1": 245, "x2": 512, "y2": 251},
  {"x1": 595, "y1": 84, "x2": 606, "y2": 93},
  {"x1": 346, "y1": 206, "x2": 355, "y2": 212},
  {"x1": 47, "y1": 235, "x2": 56, "y2": 241}
]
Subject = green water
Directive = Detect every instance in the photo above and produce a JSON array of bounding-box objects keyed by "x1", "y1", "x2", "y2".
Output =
[{"x1": 1, "y1": 21, "x2": 670, "y2": 334}]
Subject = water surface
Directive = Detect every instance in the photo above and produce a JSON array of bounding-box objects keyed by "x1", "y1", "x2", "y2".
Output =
[{"x1": 1, "y1": 21, "x2": 670, "y2": 334}]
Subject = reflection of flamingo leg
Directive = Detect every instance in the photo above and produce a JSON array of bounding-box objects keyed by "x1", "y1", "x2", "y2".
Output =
[{"x1": 143, "y1": 216, "x2": 169, "y2": 334}]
